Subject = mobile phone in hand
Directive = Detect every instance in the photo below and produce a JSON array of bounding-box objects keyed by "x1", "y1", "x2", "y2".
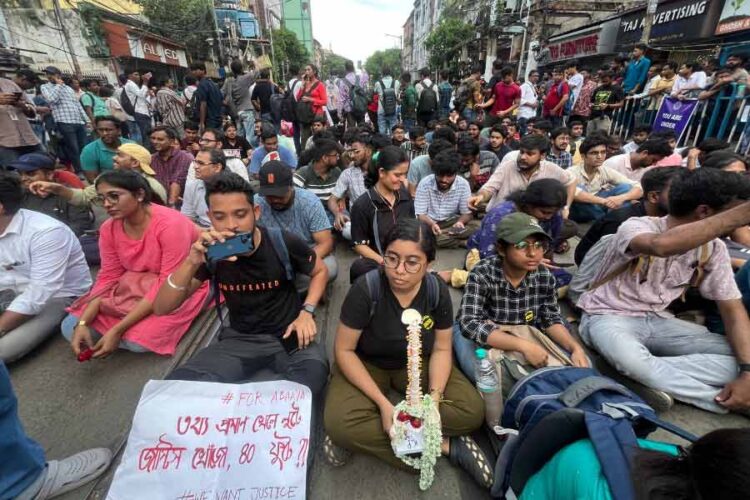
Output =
[
  {"x1": 206, "y1": 232, "x2": 254, "y2": 263},
  {"x1": 280, "y1": 333, "x2": 299, "y2": 355}
]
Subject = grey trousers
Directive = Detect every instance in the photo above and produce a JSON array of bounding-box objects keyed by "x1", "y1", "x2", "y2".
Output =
[
  {"x1": 295, "y1": 254, "x2": 338, "y2": 294},
  {"x1": 0, "y1": 297, "x2": 74, "y2": 363}
]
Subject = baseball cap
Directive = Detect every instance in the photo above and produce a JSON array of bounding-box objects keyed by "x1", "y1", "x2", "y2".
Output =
[
  {"x1": 258, "y1": 160, "x2": 293, "y2": 197},
  {"x1": 8, "y1": 153, "x2": 55, "y2": 172},
  {"x1": 43, "y1": 66, "x2": 61, "y2": 75},
  {"x1": 117, "y1": 143, "x2": 156, "y2": 176},
  {"x1": 495, "y1": 212, "x2": 551, "y2": 244}
]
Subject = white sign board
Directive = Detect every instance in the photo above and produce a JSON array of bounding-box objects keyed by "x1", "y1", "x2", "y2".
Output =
[{"x1": 107, "y1": 380, "x2": 311, "y2": 500}]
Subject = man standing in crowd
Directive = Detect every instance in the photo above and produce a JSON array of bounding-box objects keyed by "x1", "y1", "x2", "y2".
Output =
[
  {"x1": 79, "y1": 79, "x2": 106, "y2": 126},
  {"x1": 399, "y1": 72, "x2": 417, "y2": 133},
  {"x1": 0, "y1": 172, "x2": 92, "y2": 363},
  {"x1": 415, "y1": 150, "x2": 477, "y2": 248},
  {"x1": 587, "y1": 71, "x2": 625, "y2": 135},
  {"x1": 40, "y1": 66, "x2": 89, "y2": 172},
  {"x1": 223, "y1": 59, "x2": 255, "y2": 141},
  {"x1": 0, "y1": 70, "x2": 43, "y2": 165},
  {"x1": 602, "y1": 138, "x2": 672, "y2": 182},
  {"x1": 462, "y1": 65, "x2": 484, "y2": 122},
  {"x1": 374, "y1": 66, "x2": 400, "y2": 136},
  {"x1": 542, "y1": 68, "x2": 569, "y2": 128},
  {"x1": 438, "y1": 69, "x2": 452, "y2": 119},
  {"x1": 415, "y1": 67, "x2": 438, "y2": 127},
  {"x1": 255, "y1": 161, "x2": 338, "y2": 289},
  {"x1": 481, "y1": 67, "x2": 521, "y2": 129},
  {"x1": 80, "y1": 116, "x2": 134, "y2": 182},
  {"x1": 123, "y1": 68, "x2": 152, "y2": 145},
  {"x1": 338, "y1": 61, "x2": 366, "y2": 129},
  {"x1": 569, "y1": 68, "x2": 597, "y2": 129},
  {"x1": 546, "y1": 127, "x2": 572, "y2": 169},
  {"x1": 150, "y1": 126, "x2": 192, "y2": 207},
  {"x1": 566, "y1": 61, "x2": 584, "y2": 109},
  {"x1": 672, "y1": 62, "x2": 708, "y2": 100},
  {"x1": 518, "y1": 69, "x2": 539, "y2": 135},
  {"x1": 623, "y1": 43, "x2": 651, "y2": 95},
  {"x1": 155, "y1": 78, "x2": 186, "y2": 138},
  {"x1": 569, "y1": 135, "x2": 643, "y2": 223},
  {"x1": 190, "y1": 62, "x2": 223, "y2": 130}
]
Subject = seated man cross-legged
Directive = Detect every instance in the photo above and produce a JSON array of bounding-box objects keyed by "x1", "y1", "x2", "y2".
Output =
[{"x1": 578, "y1": 168, "x2": 750, "y2": 414}]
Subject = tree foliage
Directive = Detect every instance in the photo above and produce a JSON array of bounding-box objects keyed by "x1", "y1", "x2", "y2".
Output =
[
  {"x1": 364, "y1": 48, "x2": 401, "y2": 80},
  {"x1": 320, "y1": 51, "x2": 349, "y2": 79},
  {"x1": 425, "y1": 18, "x2": 474, "y2": 72},
  {"x1": 270, "y1": 27, "x2": 310, "y2": 83},
  {"x1": 134, "y1": 0, "x2": 214, "y2": 59}
]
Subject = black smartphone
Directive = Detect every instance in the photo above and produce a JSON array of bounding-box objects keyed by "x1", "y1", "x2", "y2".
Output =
[
  {"x1": 281, "y1": 333, "x2": 299, "y2": 355},
  {"x1": 206, "y1": 232, "x2": 254, "y2": 263}
]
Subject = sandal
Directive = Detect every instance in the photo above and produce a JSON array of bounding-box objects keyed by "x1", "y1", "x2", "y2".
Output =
[
  {"x1": 35, "y1": 448, "x2": 112, "y2": 499},
  {"x1": 322, "y1": 434, "x2": 350, "y2": 467},
  {"x1": 449, "y1": 436, "x2": 494, "y2": 489}
]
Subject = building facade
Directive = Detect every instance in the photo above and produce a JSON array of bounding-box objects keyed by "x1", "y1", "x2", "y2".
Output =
[{"x1": 282, "y1": 0, "x2": 313, "y2": 57}]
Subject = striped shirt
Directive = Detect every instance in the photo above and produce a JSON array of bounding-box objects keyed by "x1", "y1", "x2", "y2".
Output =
[
  {"x1": 402, "y1": 141, "x2": 428, "y2": 161},
  {"x1": 293, "y1": 164, "x2": 342, "y2": 204},
  {"x1": 414, "y1": 174, "x2": 471, "y2": 222},
  {"x1": 331, "y1": 164, "x2": 367, "y2": 203},
  {"x1": 40, "y1": 83, "x2": 88, "y2": 124}
]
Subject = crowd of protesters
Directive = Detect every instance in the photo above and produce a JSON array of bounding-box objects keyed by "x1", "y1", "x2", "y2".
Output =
[{"x1": 2, "y1": 46, "x2": 750, "y2": 499}]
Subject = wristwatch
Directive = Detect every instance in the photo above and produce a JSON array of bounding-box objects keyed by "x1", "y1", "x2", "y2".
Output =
[
  {"x1": 739, "y1": 363, "x2": 750, "y2": 373},
  {"x1": 302, "y1": 303, "x2": 316, "y2": 316},
  {"x1": 77, "y1": 320, "x2": 87, "y2": 328}
]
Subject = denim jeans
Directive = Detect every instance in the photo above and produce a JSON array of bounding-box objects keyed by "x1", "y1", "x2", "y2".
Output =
[
  {"x1": 134, "y1": 113, "x2": 152, "y2": 147},
  {"x1": 580, "y1": 313, "x2": 737, "y2": 413},
  {"x1": 56, "y1": 122, "x2": 87, "y2": 172},
  {"x1": 60, "y1": 314, "x2": 149, "y2": 353},
  {"x1": 237, "y1": 109, "x2": 256, "y2": 144},
  {"x1": 377, "y1": 111, "x2": 397, "y2": 137},
  {"x1": 0, "y1": 361, "x2": 46, "y2": 499},
  {"x1": 402, "y1": 118, "x2": 415, "y2": 134},
  {"x1": 452, "y1": 323, "x2": 479, "y2": 384},
  {"x1": 461, "y1": 108, "x2": 476, "y2": 122},
  {"x1": 569, "y1": 183, "x2": 633, "y2": 223}
]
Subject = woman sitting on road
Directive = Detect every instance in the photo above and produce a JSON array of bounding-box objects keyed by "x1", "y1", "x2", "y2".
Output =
[
  {"x1": 323, "y1": 219, "x2": 493, "y2": 489},
  {"x1": 349, "y1": 145, "x2": 414, "y2": 282},
  {"x1": 61, "y1": 170, "x2": 210, "y2": 358}
]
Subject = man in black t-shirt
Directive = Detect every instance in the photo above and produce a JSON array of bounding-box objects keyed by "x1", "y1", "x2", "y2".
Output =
[
  {"x1": 586, "y1": 71, "x2": 625, "y2": 136},
  {"x1": 190, "y1": 61, "x2": 223, "y2": 130},
  {"x1": 155, "y1": 172, "x2": 329, "y2": 397}
]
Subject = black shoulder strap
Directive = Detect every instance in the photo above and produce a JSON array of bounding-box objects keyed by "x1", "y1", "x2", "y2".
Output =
[
  {"x1": 266, "y1": 227, "x2": 295, "y2": 281},
  {"x1": 365, "y1": 268, "x2": 382, "y2": 321},
  {"x1": 425, "y1": 272, "x2": 441, "y2": 311}
]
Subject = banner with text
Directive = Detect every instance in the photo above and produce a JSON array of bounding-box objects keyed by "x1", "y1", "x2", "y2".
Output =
[
  {"x1": 107, "y1": 380, "x2": 311, "y2": 500},
  {"x1": 652, "y1": 97, "x2": 699, "y2": 143}
]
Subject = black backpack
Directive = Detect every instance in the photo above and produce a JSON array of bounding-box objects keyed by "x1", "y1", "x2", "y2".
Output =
[
  {"x1": 379, "y1": 79, "x2": 397, "y2": 116},
  {"x1": 281, "y1": 78, "x2": 298, "y2": 122},
  {"x1": 417, "y1": 81, "x2": 438, "y2": 114},
  {"x1": 295, "y1": 81, "x2": 320, "y2": 124},
  {"x1": 345, "y1": 76, "x2": 368, "y2": 117},
  {"x1": 119, "y1": 87, "x2": 137, "y2": 116}
]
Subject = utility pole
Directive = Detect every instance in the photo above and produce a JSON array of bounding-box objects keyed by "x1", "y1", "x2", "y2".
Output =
[
  {"x1": 640, "y1": 0, "x2": 659, "y2": 43},
  {"x1": 51, "y1": 0, "x2": 81, "y2": 78}
]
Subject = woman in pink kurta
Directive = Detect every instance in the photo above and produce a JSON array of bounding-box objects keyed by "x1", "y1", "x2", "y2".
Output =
[{"x1": 62, "y1": 169, "x2": 209, "y2": 357}]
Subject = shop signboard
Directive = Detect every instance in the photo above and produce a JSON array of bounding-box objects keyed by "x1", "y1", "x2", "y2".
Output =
[
  {"x1": 548, "y1": 34, "x2": 599, "y2": 62},
  {"x1": 716, "y1": 0, "x2": 750, "y2": 35},
  {"x1": 617, "y1": 0, "x2": 724, "y2": 45}
]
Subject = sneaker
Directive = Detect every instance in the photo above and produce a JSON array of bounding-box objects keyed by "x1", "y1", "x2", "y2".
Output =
[
  {"x1": 35, "y1": 448, "x2": 112, "y2": 499},
  {"x1": 448, "y1": 435, "x2": 494, "y2": 489},
  {"x1": 630, "y1": 384, "x2": 674, "y2": 414},
  {"x1": 322, "y1": 434, "x2": 349, "y2": 467}
]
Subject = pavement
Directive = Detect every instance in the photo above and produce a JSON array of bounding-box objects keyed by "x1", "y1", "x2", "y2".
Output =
[{"x1": 7, "y1": 238, "x2": 750, "y2": 500}]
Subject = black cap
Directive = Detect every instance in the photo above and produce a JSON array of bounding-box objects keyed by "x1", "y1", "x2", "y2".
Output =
[
  {"x1": 259, "y1": 160, "x2": 293, "y2": 197},
  {"x1": 43, "y1": 66, "x2": 61, "y2": 75}
]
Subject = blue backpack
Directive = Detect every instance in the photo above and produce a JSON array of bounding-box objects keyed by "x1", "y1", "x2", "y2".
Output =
[{"x1": 493, "y1": 366, "x2": 697, "y2": 500}]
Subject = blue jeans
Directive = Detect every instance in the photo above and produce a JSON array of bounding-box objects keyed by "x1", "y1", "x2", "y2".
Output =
[
  {"x1": 580, "y1": 313, "x2": 737, "y2": 413},
  {"x1": 452, "y1": 323, "x2": 479, "y2": 384},
  {"x1": 56, "y1": 122, "x2": 87, "y2": 172},
  {"x1": 402, "y1": 118, "x2": 415, "y2": 134},
  {"x1": 0, "y1": 361, "x2": 46, "y2": 498},
  {"x1": 377, "y1": 111, "x2": 397, "y2": 137},
  {"x1": 238, "y1": 109, "x2": 256, "y2": 144},
  {"x1": 462, "y1": 108, "x2": 476, "y2": 122},
  {"x1": 134, "y1": 113, "x2": 152, "y2": 148},
  {"x1": 569, "y1": 183, "x2": 633, "y2": 223},
  {"x1": 60, "y1": 314, "x2": 149, "y2": 352}
]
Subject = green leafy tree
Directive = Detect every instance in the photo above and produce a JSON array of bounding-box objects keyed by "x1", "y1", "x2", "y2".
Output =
[
  {"x1": 320, "y1": 52, "x2": 349, "y2": 80},
  {"x1": 364, "y1": 48, "x2": 401, "y2": 80},
  {"x1": 425, "y1": 18, "x2": 474, "y2": 73},
  {"x1": 134, "y1": 0, "x2": 214, "y2": 60},
  {"x1": 271, "y1": 27, "x2": 310, "y2": 83}
]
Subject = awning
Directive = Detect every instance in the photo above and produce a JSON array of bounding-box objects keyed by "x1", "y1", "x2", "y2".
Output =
[{"x1": 101, "y1": 20, "x2": 188, "y2": 68}]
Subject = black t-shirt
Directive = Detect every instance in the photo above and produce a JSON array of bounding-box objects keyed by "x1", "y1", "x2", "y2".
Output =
[
  {"x1": 251, "y1": 81, "x2": 275, "y2": 114},
  {"x1": 590, "y1": 83, "x2": 625, "y2": 119},
  {"x1": 340, "y1": 270, "x2": 453, "y2": 369},
  {"x1": 574, "y1": 202, "x2": 646, "y2": 265},
  {"x1": 195, "y1": 227, "x2": 315, "y2": 335},
  {"x1": 350, "y1": 187, "x2": 415, "y2": 255},
  {"x1": 222, "y1": 136, "x2": 251, "y2": 160},
  {"x1": 194, "y1": 78, "x2": 223, "y2": 128}
]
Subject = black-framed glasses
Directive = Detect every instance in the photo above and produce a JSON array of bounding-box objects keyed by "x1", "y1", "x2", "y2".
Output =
[
  {"x1": 383, "y1": 254, "x2": 424, "y2": 273},
  {"x1": 93, "y1": 191, "x2": 123, "y2": 206},
  {"x1": 513, "y1": 240, "x2": 549, "y2": 252},
  {"x1": 199, "y1": 137, "x2": 216, "y2": 144},
  {"x1": 194, "y1": 159, "x2": 216, "y2": 167}
]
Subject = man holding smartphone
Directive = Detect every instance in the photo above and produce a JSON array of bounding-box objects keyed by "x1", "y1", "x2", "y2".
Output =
[
  {"x1": 153, "y1": 172, "x2": 329, "y2": 399},
  {"x1": 0, "y1": 71, "x2": 42, "y2": 166}
]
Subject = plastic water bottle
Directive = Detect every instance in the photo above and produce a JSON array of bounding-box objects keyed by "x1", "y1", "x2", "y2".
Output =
[{"x1": 474, "y1": 348, "x2": 503, "y2": 428}]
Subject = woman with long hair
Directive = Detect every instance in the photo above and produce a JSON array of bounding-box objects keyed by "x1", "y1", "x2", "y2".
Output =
[
  {"x1": 297, "y1": 64, "x2": 328, "y2": 148},
  {"x1": 349, "y1": 145, "x2": 414, "y2": 282},
  {"x1": 61, "y1": 170, "x2": 209, "y2": 358}
]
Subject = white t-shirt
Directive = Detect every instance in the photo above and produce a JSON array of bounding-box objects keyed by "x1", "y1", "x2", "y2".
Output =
[
  {"x1": 568, "y1": 72, "x2": 584, "y2": 106},
  {"x1": 518, "y1": 82, "x2": 538, "y2": 120},
  {"x1": 124, "y1": 80, "x2": 150, "y2": 116}
]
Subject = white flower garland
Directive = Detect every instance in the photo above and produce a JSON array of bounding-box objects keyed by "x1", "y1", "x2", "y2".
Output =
[{"x1": 390, "y1": 309, "x2": 443, "y2": 490}]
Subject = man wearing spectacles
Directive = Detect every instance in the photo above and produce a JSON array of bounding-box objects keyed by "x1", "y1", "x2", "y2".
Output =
[
  {"x1": 186, "y1": 128, "x2": 249, "y2": 183},
  {"x1": 181, "y1": 149, "x2": 225, "y2": 228},
  {"x1": 568, "y1": 135, "x2": 642, "y2": 223},
  {"x1": 455, "y1": 212, "x2": 589, "y2": 383}
]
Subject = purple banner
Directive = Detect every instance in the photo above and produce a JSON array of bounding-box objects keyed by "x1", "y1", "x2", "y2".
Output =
[{"x1": 652, "y1": 97, "x2": 699, "y2": 143}]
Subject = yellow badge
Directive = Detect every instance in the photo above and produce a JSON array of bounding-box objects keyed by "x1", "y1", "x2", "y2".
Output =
[
  {"x1": 524, "y1": 310, "x2": 534, "y2": 323},
  {"x1": 422, "y1": 315, "x2": 435, "y2": 330}
]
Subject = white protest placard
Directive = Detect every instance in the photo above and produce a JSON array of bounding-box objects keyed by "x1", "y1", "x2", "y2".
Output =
[{"x1": 107, "y1": 380, "x2": 311, "y2": 500}]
